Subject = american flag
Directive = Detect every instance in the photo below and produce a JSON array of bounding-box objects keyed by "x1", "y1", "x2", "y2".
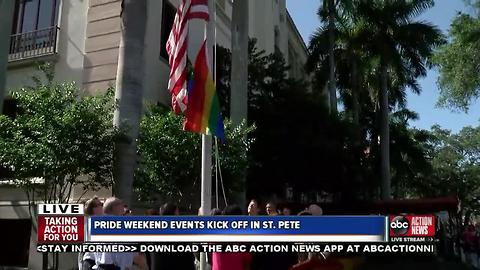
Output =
[{"x1": 166, "y1": 0, "x2": 210, "y2": 114}]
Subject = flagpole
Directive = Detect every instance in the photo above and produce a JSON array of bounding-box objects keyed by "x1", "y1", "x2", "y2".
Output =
[
  {"x1": 200, "y1": 0, "x2": 216, "y2": 218},
  {"x1": 200, "y1": 0, "x2": 215, "y2": 269},
  {"x1": 200, "y1": 0, "x2": 215, "y2": 219},
  {"x1": 200, "y1": 132, "x2": 212, "y2": 217}
]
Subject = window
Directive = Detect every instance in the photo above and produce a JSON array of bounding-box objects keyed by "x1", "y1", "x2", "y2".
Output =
[
  {"x1": 11, "y1": 0, "x2": 59, "y2": 34},
  {"x1": 160, "y1": 1, "x2": 176, "y2": 60},
  {"x1": 9, "y1": 0, "x2": 60, "y2": 61}
]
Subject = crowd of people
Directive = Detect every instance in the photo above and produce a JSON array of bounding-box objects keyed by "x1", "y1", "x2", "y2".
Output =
[
  {"x1": 459, "y1": 224, "x2": 480, "y2": 268},
  {"x1": 434, "y1": 218, "x2": 480, "y2": 269},
  {"x1": 78, "y1": 197, "x2": 327, "y2": 270}
]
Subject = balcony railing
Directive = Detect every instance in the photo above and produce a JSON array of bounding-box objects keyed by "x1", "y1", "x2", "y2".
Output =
[{"x1": 8, "y1": 26, "x2": 59, "y2": 62}]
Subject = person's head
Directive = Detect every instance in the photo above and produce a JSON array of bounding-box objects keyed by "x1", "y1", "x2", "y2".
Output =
[
  {"x1": 123, "y1": 204, "x2": 132, "y2": 216},
  {"x1": 103, "y1": 197, "x2": 124, "y2": 216},
  {"x1": 298, "y1": 210, "x2": 312, "y2": 216},
  {"x1": 84, "y1": 196, "x2": 103, "y2": 216},
  {"x1": 266, "y1": 202, "x2": 278, "y2": 216},
  {"x1": 160, "y1": 203, "x2": 179, "y2": 215},
  {"x1": 211, "y1": 208, "x2": 222, "y2": 216},
  {"x1": 146, "y1": 208, "x2": 159, "y2": 215},
  {"x1": 247, "y1": 199, "x2": 259, "y2": 216},
  {"x1": 282, "y1": 206, "x2": 292, "y2": 216},
  {"x1": 308, "y1": 204, "x2": 323, "y2": 216},
  {"x1": 223, "y1": 205, "x2": 243, "y2": 215}
]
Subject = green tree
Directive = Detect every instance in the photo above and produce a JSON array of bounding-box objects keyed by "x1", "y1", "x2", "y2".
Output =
[
  {"x1": 433, "y1": 13, "x2": 480, "y2": 111},
  {"x1": 135, "y1": 105, "x2": 254, "y2": 210},
  {"x1": 0, "y1": 66, "x2": 115, "y2": 205},
  {"x1": 414, "y1": 125, "x2": 480, "y2": 230},
  {"x1": 0, "y1": 65, "x2": 116, "y2": 270},
  {"x1": 388, "y1": 109, "x2": 433, "y2": 198},
  {"x1": 217, "y1": 40, "x2": 358, "y2": 202},
  {"x1": 356, "y1": 0, "x2": 444, "y2": 199}
]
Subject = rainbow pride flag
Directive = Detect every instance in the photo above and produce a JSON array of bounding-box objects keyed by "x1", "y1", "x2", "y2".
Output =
[{"x1": 184, "y1": 40, "x2": 225, "y2": 140}]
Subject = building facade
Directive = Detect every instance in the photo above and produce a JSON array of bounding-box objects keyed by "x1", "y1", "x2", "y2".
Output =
[{"x1": 0, "y1": 0, "x2": 308, "y2": 269}]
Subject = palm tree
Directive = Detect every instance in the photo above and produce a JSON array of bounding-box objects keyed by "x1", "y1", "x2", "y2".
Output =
[
  {"x1": 389, "y1": 109, "x2": 432, "y2": 198},
  {"x1": 230, "y1": 0, "x2": 249, "y2": 125},
  {"x1": 307, "y1": 6, "x2": 370, "y2": 139},
  {"x1": 326, "y1": 0, "x2": 337, "y2": 113},
  {"x1": 113, "y1": 0, "x2": 147, "y2": 205},
  {"x1": 307, "y1": 8, "x2": 374, "y2": 201},
  {"x1": 356, "y1": 0, "x2": 444, "y2": 199},
  {"x1": 230, "y1": 0, "x2": 249, "y2": 209},
  {"x1": 315, "y1": 0, "x2": 356, "y2": 114}
]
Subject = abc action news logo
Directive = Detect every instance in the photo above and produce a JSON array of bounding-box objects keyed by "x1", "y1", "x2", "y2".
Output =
[{"x1": 389, "y1": 215, "x2": 435, "y2": 237}]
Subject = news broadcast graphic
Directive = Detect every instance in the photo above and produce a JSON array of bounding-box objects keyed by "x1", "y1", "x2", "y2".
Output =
[
  {"x1": 35, "y1": 203, "x2": 437, "y2": 255},
  {"x1": 389, "y1": 215, "x2": 435, "y2": 242},
  {"x1": 36, "y1": 243, "x2": 436, "y2": 254},
  {"x1": 37, "y1": 204, "x2": 84, "y2": 243},
  {"x1": 86, "y1": 216, "x2": 388, "y2": 242}
]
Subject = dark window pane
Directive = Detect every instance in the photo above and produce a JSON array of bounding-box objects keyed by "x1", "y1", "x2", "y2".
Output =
[
  {"x1": 38, "y1": 0, "x2": 55, "y2": 29},
  {"x1": 2, "y1": 98, "x2": 18, "y2": 119},
  {"x1": 0, "y1": 219, "x2": 32, "y2": 267},
  {"x1": 160, "y1": 2, "x2": 176, "y2": 60},
  {"x1": 53, "y1": 0, "x2": 59, "y2": 27},
  {"x1": 21, "y1": 0, "x2": 40, "y2": 33},
  {"x1": 11, "y1": 0, "x2": 22, "y2": 34}
]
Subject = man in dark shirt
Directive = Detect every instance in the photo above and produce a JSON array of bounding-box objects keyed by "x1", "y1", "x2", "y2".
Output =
[{"x1": 149, "y1": 203, "x2": 195, "y2": 270}]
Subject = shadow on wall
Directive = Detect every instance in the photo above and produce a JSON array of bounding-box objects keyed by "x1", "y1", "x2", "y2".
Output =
[{"x1": 53, "y1": 0, "x2": 87, "y2": 86}]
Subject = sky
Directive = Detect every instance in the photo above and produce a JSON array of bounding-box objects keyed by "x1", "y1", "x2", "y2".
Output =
[{"x1": 286, "y1": 0, "x2": 480, "y2": 133}]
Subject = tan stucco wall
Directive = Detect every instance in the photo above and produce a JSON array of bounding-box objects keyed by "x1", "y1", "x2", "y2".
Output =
[
  {"x1": 55, "y1": 0, "x2": 89, "y2": 86},
  {"x1": 82, "y1": 0, "x2": 121, "y2": 93},
  {"x1": 143, "y1": 0, "x2": 171, "y2": 104}
]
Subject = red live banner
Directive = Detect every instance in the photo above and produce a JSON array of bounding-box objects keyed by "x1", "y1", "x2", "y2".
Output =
[{"x1": 37, "y1": 204, "x2": 85, "y2": 243}]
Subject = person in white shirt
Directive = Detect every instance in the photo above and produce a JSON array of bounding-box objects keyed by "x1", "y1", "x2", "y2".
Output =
[
  {"x1": 79, "y1": 197, "x2": 103, "y2": 270},
  {"x1": 94, "y1": 197, "x2": 135, "y2": 270}
]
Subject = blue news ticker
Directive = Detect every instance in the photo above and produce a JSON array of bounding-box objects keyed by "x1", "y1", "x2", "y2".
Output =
[{"x1": 89, "y1": 216, "x2": 387, "y2": 237}]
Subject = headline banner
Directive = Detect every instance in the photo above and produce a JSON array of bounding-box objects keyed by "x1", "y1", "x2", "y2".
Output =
[{"x1": 87, "y1": 216, "x2": 388, "y2": 242}]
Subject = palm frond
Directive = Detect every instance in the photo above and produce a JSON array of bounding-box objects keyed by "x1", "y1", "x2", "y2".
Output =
[
  {"x1": 392, "y1": 108, "x2": 419, "y2": 122},
  {"x1": 306, "y1": 26, "x2": 330, "y2": 72},
  {"x1": 383, "y1": 0, "x2": 434, "y2": 23}
]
